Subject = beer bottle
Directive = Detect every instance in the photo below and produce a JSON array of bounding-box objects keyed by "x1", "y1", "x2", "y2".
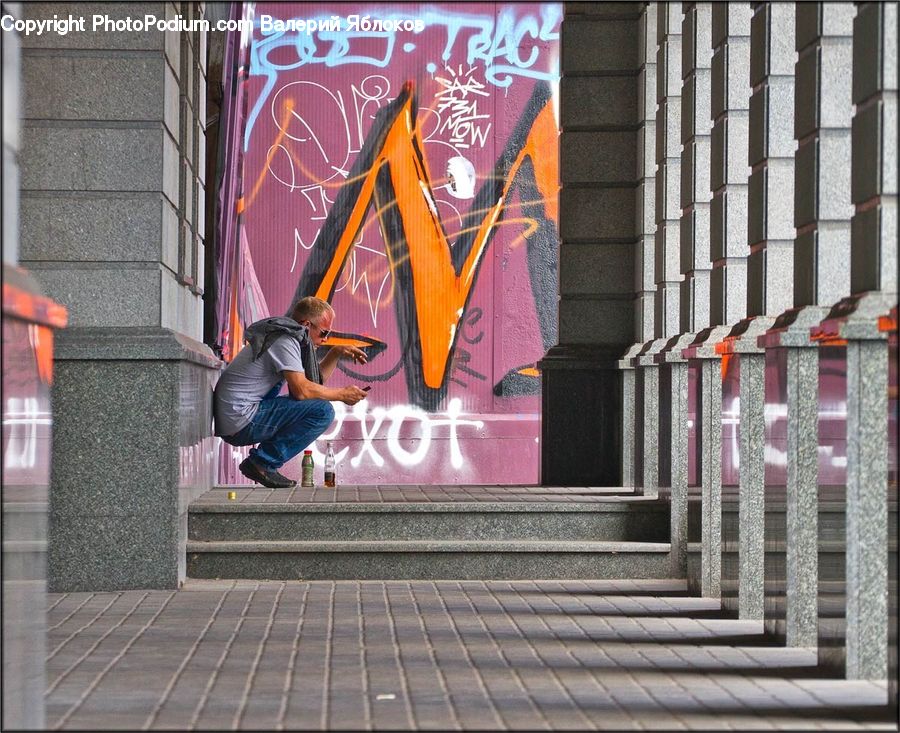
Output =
[{"x1": 324, "y1": 442, "x2": 336, "y2": 487}]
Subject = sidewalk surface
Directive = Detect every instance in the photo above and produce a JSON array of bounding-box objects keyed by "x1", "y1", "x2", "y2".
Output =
[{"x1": 45, "y1": 579, "x2": 895, "y2": 730}]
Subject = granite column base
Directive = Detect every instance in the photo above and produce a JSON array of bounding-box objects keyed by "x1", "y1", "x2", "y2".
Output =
[{"x1": 48, "y1": 327, "x2": 220, "y2": 591}]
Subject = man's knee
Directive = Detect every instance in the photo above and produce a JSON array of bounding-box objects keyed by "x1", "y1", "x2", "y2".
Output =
[{"x1": 309, "y1": 399, "x2": 335, "y2": 427}]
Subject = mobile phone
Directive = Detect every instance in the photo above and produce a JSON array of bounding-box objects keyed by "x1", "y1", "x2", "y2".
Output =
[{"x1": 362, "y1": 385, "x2": 371, "y2": 391}]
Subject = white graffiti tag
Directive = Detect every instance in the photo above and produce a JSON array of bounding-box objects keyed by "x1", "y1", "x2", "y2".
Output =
[
  {"x1": 434, "y1": 66, "x2": 492, "y2": 149},
  {"x1": 310, "y1": 398, "x2": 484, "y2": 469}
]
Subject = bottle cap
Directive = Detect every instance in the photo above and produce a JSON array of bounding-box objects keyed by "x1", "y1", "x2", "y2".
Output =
[{"x1": 304, "y1": 450, "x2": 312, "y2": 454}]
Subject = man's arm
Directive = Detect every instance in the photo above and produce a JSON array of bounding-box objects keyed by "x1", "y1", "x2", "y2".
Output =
[
  {"x1": 283, "y1": 370, "x2": 367, "y2": 405},
  {"x1": 318, "y1": 344, "x2": 368, "y2": 382}
]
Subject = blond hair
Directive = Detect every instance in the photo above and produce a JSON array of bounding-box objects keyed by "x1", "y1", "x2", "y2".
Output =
[{"x1": 290, "y1": 296, "x2": 333, "y2": 324}]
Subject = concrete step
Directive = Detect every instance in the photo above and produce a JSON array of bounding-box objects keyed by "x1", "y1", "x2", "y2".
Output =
[
  {"x1": 189, "y1": 501, "x2": 670, "y2": 542},
  {"x1": 186, "y1": 539, "x2": 672, "y2": 580}
]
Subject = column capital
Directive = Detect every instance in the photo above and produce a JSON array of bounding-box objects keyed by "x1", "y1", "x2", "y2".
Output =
[
  {"x1": 812, "y1": 292, "x2": 897, "y2": 343},
  {"x1": 756, "y1": 304, "x2": 831, "y2": 349},
  {"x1": 682, "y1": 323, "x2": 732, "y2": 359},
  {"x1": 655, "y1": 330, "x2": 696, "y2": 363},
  {"x1": 617, "y1": 341, "x2": 644, "y2": 370},
  {"x1": 636, "y1": 336, "x2": 669, "y2": 366},
  {"x1": 716, "y1": 315, "x2": 776, "y2": 355}
]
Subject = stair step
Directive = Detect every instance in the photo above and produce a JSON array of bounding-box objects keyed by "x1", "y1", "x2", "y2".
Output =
[
  {"x1": 189, "y1": 501, "x2": 670, "y2": 542},
  {"x1": 188, "y1": 539, "x2": 671, "y2": 553},
  {"x1": 186, "y1": 539, "x2": 672, "y2": 580}
]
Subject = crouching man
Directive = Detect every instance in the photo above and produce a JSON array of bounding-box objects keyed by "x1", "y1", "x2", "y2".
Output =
[{"x1": 214, "y1": 296, "x2": 369, "y2": 488}]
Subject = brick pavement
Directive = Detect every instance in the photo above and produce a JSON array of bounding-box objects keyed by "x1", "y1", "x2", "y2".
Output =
[{"x1": 45, "y1": 579, "x2": 895, "y2": 730}]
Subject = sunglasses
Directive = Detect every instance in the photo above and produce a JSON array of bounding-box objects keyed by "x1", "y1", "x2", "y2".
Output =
[{"x1": 306, "y1": 321, "x2": 331, "y2": 339}]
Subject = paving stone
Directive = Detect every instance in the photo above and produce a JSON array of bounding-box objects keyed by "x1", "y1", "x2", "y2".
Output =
[{"x1": 43, "y1": 580, "x2": 896, "y2": 730}]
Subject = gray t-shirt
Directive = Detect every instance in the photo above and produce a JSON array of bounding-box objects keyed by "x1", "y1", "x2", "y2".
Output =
[{"x1": 214, "y1": 336, "x2": 305, "y2": 436}]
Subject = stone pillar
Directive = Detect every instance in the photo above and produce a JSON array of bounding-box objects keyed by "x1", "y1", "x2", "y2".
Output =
[
  {"x1": 636, "y1": 2, "x2": 659, "y2": 343},
  {"x1": 19, "y1": 2, "x2": 220, "y2": 590},
  {"x1": 811, "y1": 1, "x2": 898, "y2": 683},
  {"x1": 635, "y1": 339, "x2": 665, "y2": 495},
  {"x1": 543, "y1": 2, "x2": 642, "y2": 486},
  {"x1": 719, "y1": 1, "x2": 797, "y2": 622},
  {"x1": 642, "y1": 4, "x2": 685, "y2": 499},
  {"x1": 657, "y1": 331, "x2": 694, "y2": 576},
  {"x1": 709, "y1": 3, "x2": 751, "y2": 327},
  {"x1": 748, "y1": 2, "x2": 796, "y2": 319},
  {"x1": 850, "y1": 2, "x2": 897, "y2": 300},
  {"x1": 654, "y1": 3, "x2": 685, "y2": 339},
  {"x1": 618, "y1": 345, "x2": 642, "y2": 487},
  {"x1": 616, "y1": 3, "x2": 657, "y2": 487},
  {"x1": 675, "y1": 3, "x2": 712, "y2": 585},
  {"x1": 680, "y1": 2, "x2": 713, "y2": 333},
  {"x1": 743, "y1": 0, "x2": 797, "y2": 638},
  {"x1": 683, "y1": 323, "x2": 731, "y2": 597},
  {"x1": 759, "y1": 1, "x2": 855, "y2": 648}
]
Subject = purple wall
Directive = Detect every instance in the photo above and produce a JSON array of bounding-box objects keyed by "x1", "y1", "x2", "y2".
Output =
[{"x1": 218, "y1": 3, "x2": 561, "y2": 484}]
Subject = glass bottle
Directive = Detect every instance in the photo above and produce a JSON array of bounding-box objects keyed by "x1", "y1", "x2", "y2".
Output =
[
  {"x1": 324, "y1": 441, "x2": 336, "y2": 487},
  {"x1": 301, "y1": 450, "x2": 314, "y2": 488}
]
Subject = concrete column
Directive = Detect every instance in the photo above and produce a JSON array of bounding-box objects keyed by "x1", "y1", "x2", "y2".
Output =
[
  {"x1": 18, "y1": 2, "x2": 220, "y2": 590},
  {"x1": 618, "y1": 347, "x2": 641, "y2": 487},
  {"x1": 759, "y1": 1, "x2": 856, "y2": 648},
  {"x1": 810, "y1": 1, "x2": 898, "y2": 683},
  {"x1": 748, "y1": 2, "x2": 796, "y2": 318},
  {"x1": 631, "y1": 5, "x2": 685, "y2": 497},
  {"x1": 850, "y1": 2, "x2": 897, "y2": 299},
  {"x1": 683, "y1": 323, "x2": 732, "y2": 597},
  {"x1": 744, "y1": 0, "x2": 797, "y2": 637},
  {"x1": 657, "y1": 331, "x2": 695, "y2": 576},
  {"x1": 616, "y1": 3, "x2": 657, "y2": 488},
  {"x1": 655, "y1": 3, "x2": 685, "y2": 339},
  {"x1": 636, "y1": 339, "x2": 666, "y2": 495},
  {"x1": 680, "y1": 2, "x2": 713, "y2": 333},
  {"x1": 719, "y1": 2, "x2": 797, "y2": 622},
  {"x1": 794, "y1": 3, "x2": 855, "y2": 308},
  {"x1": 709, "y1": 3, "x2": 752, "y2": 327},
  {"x1": 845, "y1": 3, "x2": 898, "y2": 683},
  {"x1": 636, "y1": 3, "x2": 659, "y2": 342},
  {"x1": 543, "y1": 2, "x2": 643, "y2": 486}
]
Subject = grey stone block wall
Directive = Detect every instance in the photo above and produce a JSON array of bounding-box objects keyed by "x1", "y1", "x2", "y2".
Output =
[{"x1": 19, "y1": 1, "x2": 207, "y2": 340}]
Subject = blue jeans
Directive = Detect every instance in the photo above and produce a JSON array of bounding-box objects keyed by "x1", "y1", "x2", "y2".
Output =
[{"x1": 222, "y1": 382, "x2": 335, "y2": 470}]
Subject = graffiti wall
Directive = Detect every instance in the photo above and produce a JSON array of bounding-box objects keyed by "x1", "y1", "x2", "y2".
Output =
[{"x1": 218, "y1": 2, "x2": 561, "y2": 484}]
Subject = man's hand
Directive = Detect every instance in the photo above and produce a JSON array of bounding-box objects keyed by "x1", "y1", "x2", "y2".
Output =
[
  {"x1": 331, "y1": 345, "x2": 368, "y2": 365},
  {"x1": 339, "y1": 385, "x2": 369, "y2": 406}
]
